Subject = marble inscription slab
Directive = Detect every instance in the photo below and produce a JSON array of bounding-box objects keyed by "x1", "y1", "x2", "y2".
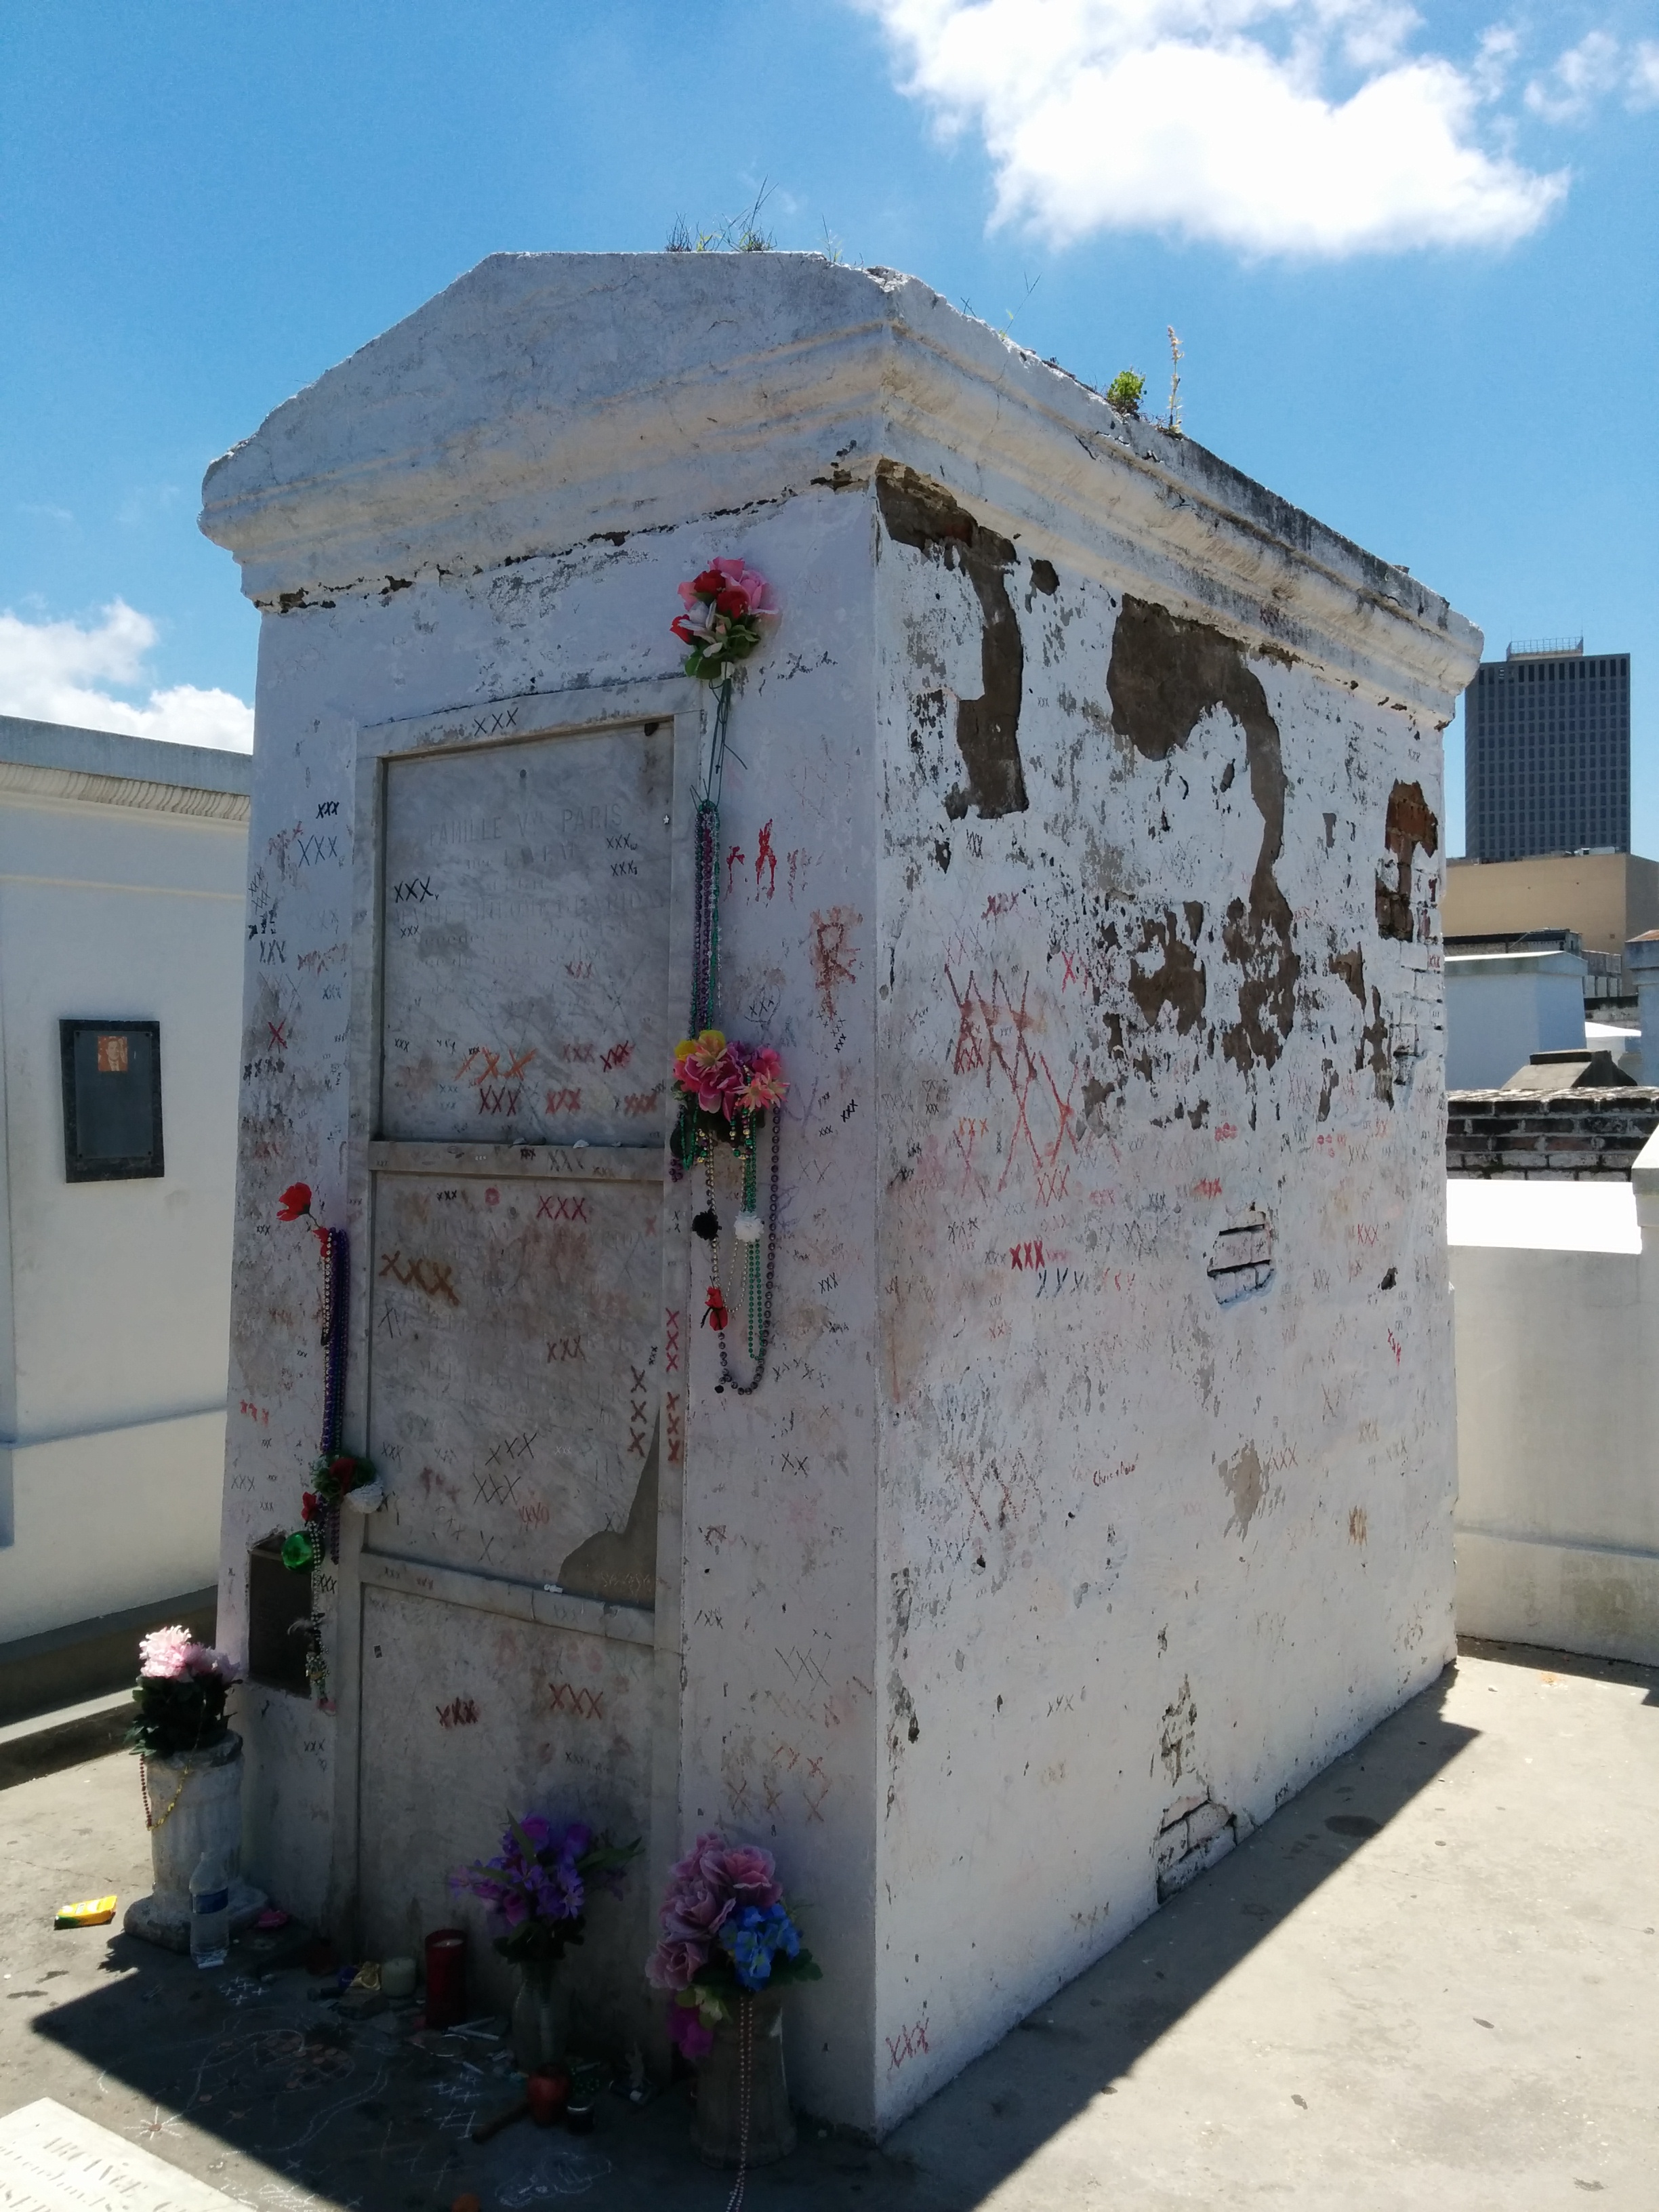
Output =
[
  {"x1": 365, "y1": 1170, "x2": 660, "y2": 1583},
  {"x1": 0, "y1": 2100, "x2": 238, "y2": 2212},
  {"x1": 380, "y1": 724, "x2": 672, "y2": 1146}
]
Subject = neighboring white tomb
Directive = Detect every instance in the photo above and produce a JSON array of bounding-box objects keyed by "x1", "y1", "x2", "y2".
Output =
[
  {"x1": 1449, "y1": 1165, "x2": 1659, "y2": 1665},
  {"x1": 1443, "y1": 946, "x2": 1587, "y2": 1090},
  {"x1": 0, "y1": 716, "x2": 248, "y2": 1719},
  {"x1": 201, "y1": 253, "x2": 1479, "y2": 2135}
]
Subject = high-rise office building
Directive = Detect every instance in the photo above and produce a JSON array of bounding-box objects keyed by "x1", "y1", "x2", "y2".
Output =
[{"x1": 1464, "y1": 637, "x2": 1630, "y2": 862}]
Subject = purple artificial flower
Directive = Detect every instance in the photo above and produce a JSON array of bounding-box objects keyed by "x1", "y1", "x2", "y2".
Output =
[
  {"x1": 450, "y1": 1816, "x2": 598, "y2": 1929},
  {"x1": 666, "y1": 1999, "x2": 716, "y2": 2060}
]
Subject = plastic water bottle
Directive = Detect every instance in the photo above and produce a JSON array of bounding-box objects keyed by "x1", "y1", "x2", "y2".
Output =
[{"x1": 189, "y1": 1849, "x2": 230, "y2": 1968}]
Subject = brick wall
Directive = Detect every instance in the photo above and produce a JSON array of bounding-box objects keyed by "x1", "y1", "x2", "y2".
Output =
[{"x1": 1446, "y1": 1090, "x2": 1659, "y2": 1178}]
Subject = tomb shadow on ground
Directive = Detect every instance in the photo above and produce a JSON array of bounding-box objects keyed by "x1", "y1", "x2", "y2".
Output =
[
  {"x1": 20, "y1": 1665, "x2": 1478, "y2": 2209},
  {"x1": 1457, "y1": 1631, "x2": 1659, "y2": 1703}
]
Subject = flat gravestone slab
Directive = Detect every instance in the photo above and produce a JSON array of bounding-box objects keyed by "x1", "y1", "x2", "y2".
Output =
[{"x1": 0, "y1": 2099, "x2": 238, "y2": 2212}]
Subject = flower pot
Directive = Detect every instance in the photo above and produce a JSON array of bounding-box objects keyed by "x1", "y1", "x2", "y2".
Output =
[
  {"x1": 692, "y1": 1992, "x2": 796, "y2": 2169},
  {"x1": 124, "y1": 1732, "x2": 266, "y2": 1953},
  {"x1": 511, "y1": 1961, "x2": 571, "y2": 2073}
]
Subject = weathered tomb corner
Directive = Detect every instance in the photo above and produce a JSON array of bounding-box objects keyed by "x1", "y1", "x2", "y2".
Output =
[{"x1": 875, "y1": 461, "x2": 1029, "y2": 822}]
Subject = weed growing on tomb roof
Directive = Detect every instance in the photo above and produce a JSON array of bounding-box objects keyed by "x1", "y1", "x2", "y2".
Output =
[
  {"x1": 1165, "y1": 325, "x2": 1185, "y2": 436},
  {"x1": 1106, "y1": 369, "x2": 1145, "y2": 418},
  {"x1": 665, "y1": 182, "x2": 775, "y2": 255}
]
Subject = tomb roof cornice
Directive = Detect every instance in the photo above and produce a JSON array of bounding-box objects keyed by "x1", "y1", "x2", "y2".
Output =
[{"x1": 200, "y1": 252, "x2": 1479, "y2": 714}]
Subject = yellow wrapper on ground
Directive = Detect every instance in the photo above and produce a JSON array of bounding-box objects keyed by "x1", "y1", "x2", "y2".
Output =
[{"x1": 54, "y1": 1895, "x2": 116, "y2": 1928}]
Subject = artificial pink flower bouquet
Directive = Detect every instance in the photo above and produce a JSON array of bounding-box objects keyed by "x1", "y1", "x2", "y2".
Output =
[
  {"x1": 671, "y1": 560, "x2": 775, "y2": 682},
  {"x1": 128, "y1": 1626, "x2": 241, "y2": 1759},
  {"x1": 645, "y1": 1831, "x2": 821, "y2": 2059}
]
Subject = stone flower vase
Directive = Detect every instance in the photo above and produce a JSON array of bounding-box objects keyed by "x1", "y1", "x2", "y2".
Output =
[
  {"x1": 693, "y1": 1992, "x2": 796, "y2": 2169},
  {"x1": 511, "y1": 1959, "x2": 572, "y2": 2073},
  {"x1": 124, "y1": 1732, "x2": 267, "y2": 1952}
]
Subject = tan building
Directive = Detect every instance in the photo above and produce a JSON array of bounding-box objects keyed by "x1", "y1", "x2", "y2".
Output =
[{"x1": 1445, "y1": 853, "x2": 1659, "y2": 961}]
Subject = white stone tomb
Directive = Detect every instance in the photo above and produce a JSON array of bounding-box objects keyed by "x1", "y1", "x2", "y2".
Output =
[{"x1": 201, "y1": 253, "x2": 1479, "y2": 2135}]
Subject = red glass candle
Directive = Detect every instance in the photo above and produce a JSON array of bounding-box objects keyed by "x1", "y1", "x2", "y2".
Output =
[
  {"x1": 423, "y1": 1927, "x2": 466, "y2": 2028},
  {"x1": 527, "y1": 2068, "x2": 570, "y2": 2127}
]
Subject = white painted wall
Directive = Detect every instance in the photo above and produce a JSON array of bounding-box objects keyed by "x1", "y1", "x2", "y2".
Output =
[
  {"x1": 1444, "y1": 950, "x2": 1586, "y2": 1090},
  {"x1": 1450, "y1": 1168, "x2": 1659, "y2": 1663},
  {"x1": 0, "y1": 726, "x2": 248, "y2": 1644},
  {"x1": 200, "y1": 252, "x2": 1479, "y2": 2135}
]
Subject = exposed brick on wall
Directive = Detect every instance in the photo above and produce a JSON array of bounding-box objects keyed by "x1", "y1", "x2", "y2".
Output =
[{"x1": 1447, "y1": 1090, "x2": 1659, "y2": 1179}]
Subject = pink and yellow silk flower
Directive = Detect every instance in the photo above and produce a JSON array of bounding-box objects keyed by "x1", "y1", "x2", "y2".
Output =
[
  {"x1": 674, "y1": 1030, "x2": 739, "y2": 1115},
  {"x1": 735, "y1": 1047, "x2": 787, "y2": 1113}
]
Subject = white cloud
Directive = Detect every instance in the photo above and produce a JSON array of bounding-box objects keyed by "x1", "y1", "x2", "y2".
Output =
[
  {"x1": 1525, "y1": 29, "x2": 1624, "y2": 123},
  {"x1": 857, "y1": 0, "x2": 1572, "y2": 255},
  {"x1": 0, "y1": 600, "x2": 253, "y2": 753},
  {"x1": 1626, "y1": 38, "x2": 1659, "y2": 106}
]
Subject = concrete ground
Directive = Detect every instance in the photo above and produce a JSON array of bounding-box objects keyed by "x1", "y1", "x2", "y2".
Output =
[{"x1": 2, "y1": 1639, "x2": 1655, "y2": 2210}]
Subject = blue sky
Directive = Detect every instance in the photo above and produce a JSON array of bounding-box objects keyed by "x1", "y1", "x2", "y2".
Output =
[{"x1": 2, "y1": 1, "x2": 1656, "y2": 855}]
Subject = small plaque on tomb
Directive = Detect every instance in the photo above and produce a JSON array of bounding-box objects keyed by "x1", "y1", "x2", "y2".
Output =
[{"x1": 0, "y1": 2098, "x2": 241, "y2": 2212}]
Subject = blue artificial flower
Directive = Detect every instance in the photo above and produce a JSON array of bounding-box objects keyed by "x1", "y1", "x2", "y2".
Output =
[{"x1": 718, "y1": 1901, "x2": 805, "y2": 1991}]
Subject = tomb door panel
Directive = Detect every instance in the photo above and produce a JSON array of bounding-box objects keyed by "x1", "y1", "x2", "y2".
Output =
[
  {"x1": 356, "y1": 1586, "x2": 654, "y2": 2027},
  {"x1": 365, "y1": 1166, "x2": 660, "y2": 1594},
  {"x1": 380, "y1": 724, "x2": 672, "y2": 1147}
]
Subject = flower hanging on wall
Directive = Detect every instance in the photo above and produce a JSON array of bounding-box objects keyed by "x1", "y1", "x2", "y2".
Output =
[
  {"x1": 672, "y1": 560, "x2": 775, "y2": 682},
  {"x1": 668, "y1": 556, "x2": 786, "y2": 1394},
  {"x1": 671, "y1": 1031, "x2": 788, "y2": 1143}
]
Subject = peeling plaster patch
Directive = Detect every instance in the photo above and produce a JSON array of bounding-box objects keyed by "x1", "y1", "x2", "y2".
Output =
[
  {"x1": 1159, "y1": 1677, "x2": 1197, "y2": 1786},
  {"x1": 1218, "y1": 1441, "x2": 1266, "y2": 1534},
  {"x1": 1106, "y1": 596, "x2": 1298, "y2": 1073},
  {"x1": 556, "y1": 1416, "x2": 658, "y2": 1607},
  {"x1": 1028, "y1": 558, "x2": 1059, "y2": 596},
  {"x1": 876, "y1": 462, "x2": 1029, "y2": 821},
  {"x1": 1328, "y1": 944, "x2": 1366, "y2": 1005},
  {"x1": 1349, "y1": 1506, "x2": 1370, "y2": 1544},
  {"x1": 1360, "y1": 987, "x2": 1393, "y2": 1104},
  {"x1": 1128, "y1": 907, "x2": 1206, "y2": 1033},
  {"x1": 1376, "y1": 779, "x2": 1439, "y2": 942},
  {"x1": 887, "y1": 1674, "x2": 921, "y2": 1799},
  {"x1": 1155, "y1": 1795, "x2": 1236, "y2": 1901}
]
